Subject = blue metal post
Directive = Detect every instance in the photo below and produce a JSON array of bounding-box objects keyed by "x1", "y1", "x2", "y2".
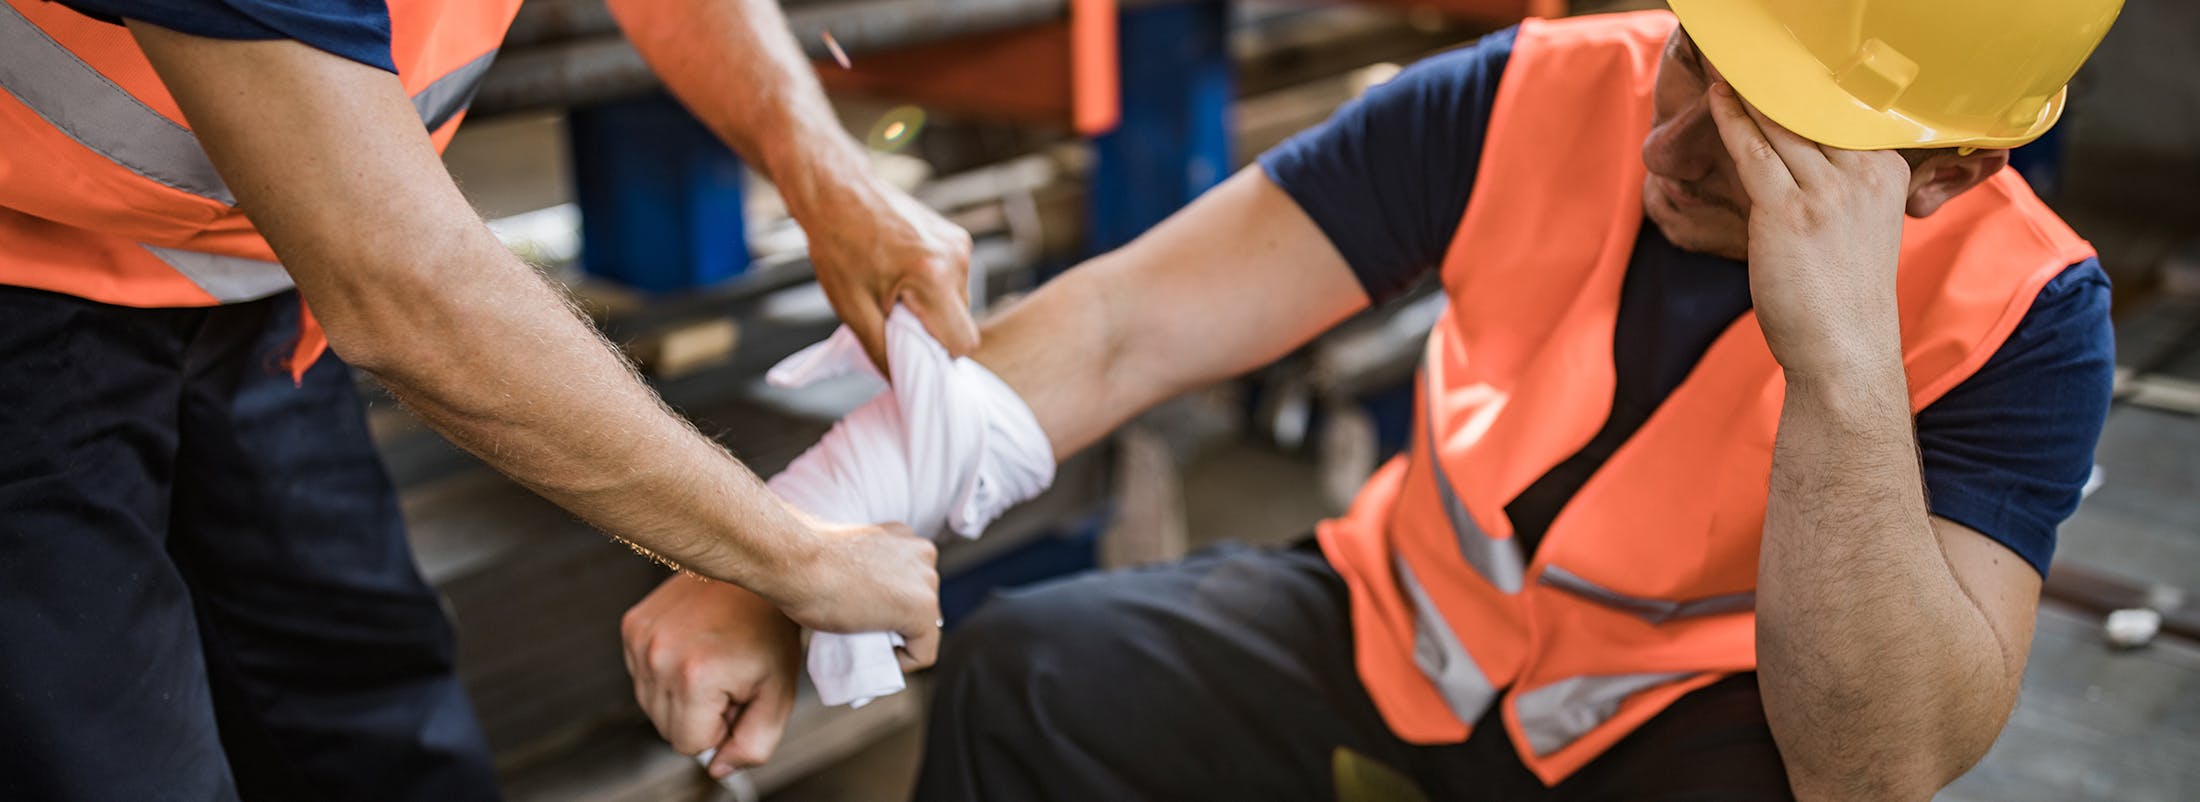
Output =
[
  {"x1": 567, "y1": 93, "x2": 750, "y2": 293},
  {"x1": 1086, "y1": 0, "x2": 1234, "y2": 256}
]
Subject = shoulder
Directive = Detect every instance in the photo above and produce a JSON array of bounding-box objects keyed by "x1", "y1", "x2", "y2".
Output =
[
  {"x1": 1914, "y1": 258, "x2": 2113, "y2": 576},
  {"x1": 59, "y1": 0, "x2": 396, "y2": 73},
  {"x1": 1507, "y1": 10, "x2": 1676, "y2": 71}
]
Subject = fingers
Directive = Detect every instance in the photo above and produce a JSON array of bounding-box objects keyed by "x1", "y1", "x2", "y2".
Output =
[
  {"x1": 838, "y1": 291, "x2": 893, "y2": 380},
  {"x1": 897, "y1": 622, "x2": 941, "y2": 671},
  {"x1": 891, "y1": 525, "x2": 942, "y2": 671},
  {"x1": 711, "y1": 675, "x2": 796, "y2": 775},
  {"x1": 1823, "y1": 146, "x2": 1915, "y2": 193},
  {"x1": 1704, "y1": 80, "x2": 1798, "y2": 202},
  {"x1": 663, "y1": 663, "x2": 737, "y2": 756},
  {"x1": 1735, "y1": 95, "x2": 1835, "y2": 188},
  {"x1": 901, "y1": 277, "x2": 982, "y2": 359},
  {"x1": 630, "y1": 615, "x2": 733, "y2": 757}
]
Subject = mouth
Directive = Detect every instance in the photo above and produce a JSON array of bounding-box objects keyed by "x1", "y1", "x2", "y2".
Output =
[{"x1": 1651, "y1": 174, "x2": 1728, "y2": 213}]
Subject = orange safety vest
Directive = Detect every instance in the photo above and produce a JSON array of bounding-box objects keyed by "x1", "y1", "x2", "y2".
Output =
[
  {"x1": 1315, "y1": 10, "x2": 2095, "y2": 785},
  {"x1": 0, "y1": 0, "x2": 521, "y2": 378}
]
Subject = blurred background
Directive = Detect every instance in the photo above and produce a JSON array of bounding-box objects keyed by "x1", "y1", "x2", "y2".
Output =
[{"x1": 401, "y1": 0, "x2": 2198, "y2": 798}]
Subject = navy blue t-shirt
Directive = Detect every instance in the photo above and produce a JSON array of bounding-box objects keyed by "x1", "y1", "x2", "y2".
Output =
[
  {"x1": 1258, "y1": 28, "x2": 2114, "y2": 576},
  {"x1": 59, "y1": 0, "x2": 396, "y2": 72}
]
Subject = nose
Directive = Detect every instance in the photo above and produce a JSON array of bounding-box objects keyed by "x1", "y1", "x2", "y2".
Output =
[{"x1": 1642, "y1": 93, "x2": 1722, "y2": 183}]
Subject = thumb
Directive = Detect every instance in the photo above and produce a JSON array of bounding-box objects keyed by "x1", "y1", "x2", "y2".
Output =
[
  {"x1": 899, "y1": 275, "x2": 981, "y2": 359},
  {"x1": 836, "y1": 287, "x2": 893, "y2": 380},
  {"x1": 713, "y1": 684, "x2": 794, "y2": 773},
  {"x1": 897, "y1": 623, "x2": 941, "y2": 672}
]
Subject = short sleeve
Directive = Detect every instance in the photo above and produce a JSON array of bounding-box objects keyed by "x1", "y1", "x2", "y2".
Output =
[
  {"x1": 1256, "y1": 27, "x2": 1516, "y2": 304},
  {"x1": 1916, "y1": 259, "x2": 2115, "y2": 576},
  {"x1": 60, "y1": 0, "x2": 396, "y2": 73}
]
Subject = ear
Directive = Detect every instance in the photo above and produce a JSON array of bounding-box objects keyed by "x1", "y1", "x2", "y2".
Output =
[{"x1": 1906, "y1": 149, "x2": 2010, "y2": 218}]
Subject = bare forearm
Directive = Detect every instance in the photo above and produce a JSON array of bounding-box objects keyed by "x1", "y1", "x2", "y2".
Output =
[
  {"x1": 1759, "y1": 361, "x2": 2015, "y2": 799},
  {"x1": 969, "y1": 170, "x2": 1370, "y2": 461},
  {"x1": 610, "y1": 0, "x2": 871, "y2": 219},
  {"x1": 971, "y1": 253, "x2": 1154, "y2": 461},
  {"x1": 130, "y1": 26, "x2": 813, "y2": 596},
  {"x1": 333, "y1": 227, "x2": 811, "y2": 590}
]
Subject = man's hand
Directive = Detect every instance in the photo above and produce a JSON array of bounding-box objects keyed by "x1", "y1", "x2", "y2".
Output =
[
  {"x1": 803, "y1": 180, "x2": 980, "y2": 373},
  {"x1": 770, "y1": 519, "x2": 942, "y2": 670},
  {"x1": 623, "y1": 576, "x2": 801, "y2": 777},
  {"x1": 1705, "y1": 79, "x2": 1912, "y2": 379},
  {"x1": 1706, "y1": 79, "x2": 2042, "y2": 799},
  {"x1": 606, "y1": 0, "x2": 980, "y2": 373}
]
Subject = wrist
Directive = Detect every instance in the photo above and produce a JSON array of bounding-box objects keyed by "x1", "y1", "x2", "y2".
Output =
[
  {"x1": 740, "y1": 503, "x2": 828, "y2": 610},
  {"x1": 764, "y1": 127, "x2": 875, "y2": 225},
  {"x1": 1780, "y1": 349, "x2": 1910, "y2": 425},
  {"x1": 1767, "y1": 308, "x2": 1903, "y2": 385},
  {"x1": 1779, "y1": 338, "x2": 1905, "y2": 388}
]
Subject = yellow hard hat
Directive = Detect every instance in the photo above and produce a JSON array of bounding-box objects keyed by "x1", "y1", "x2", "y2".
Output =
[{"x1": 1667, "y1": 0, "x2": 2123, "y2": 150}]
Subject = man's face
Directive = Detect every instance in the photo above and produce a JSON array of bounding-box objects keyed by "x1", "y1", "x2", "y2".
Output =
[{"x1": 1642, "y1": 31, "x2": 1753, "y2": 260}]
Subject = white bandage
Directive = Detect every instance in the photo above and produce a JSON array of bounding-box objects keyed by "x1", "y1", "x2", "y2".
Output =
[{"x1": 764, "y1": 308, "x2": 1055, "y2": 707}]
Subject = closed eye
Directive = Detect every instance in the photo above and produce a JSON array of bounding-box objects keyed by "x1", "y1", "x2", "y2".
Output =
[{"x1": 1672, "y1": 30, "x2": 1710, "y2": 84}]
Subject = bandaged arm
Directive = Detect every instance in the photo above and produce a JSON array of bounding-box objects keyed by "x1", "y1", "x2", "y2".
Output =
[
  {"x1": 782, "y1": 169, "x2": 1369, "y2": 705},
  {"x1": 971, "y1": 169, "x2": 1371, "y2": 459}
]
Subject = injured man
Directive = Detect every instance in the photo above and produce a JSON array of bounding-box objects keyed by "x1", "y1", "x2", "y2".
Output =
[{"x1": 621, "y1": 6, "x2": 2116, "y2": 800}]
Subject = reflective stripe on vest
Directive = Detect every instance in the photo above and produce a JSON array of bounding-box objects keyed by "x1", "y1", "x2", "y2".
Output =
[
  {"x1": 1316, "y1": 10, "x2": 2093, "y2": 785},
  {"x1": 1514, "y1": 671, "x2": 1696, "y2": 757},
  {"x1": 1538, "y1": 565, "x2": 1755, "y2": 625},
  {"x1": 1423, "y1": 370, "x2": 1526, "y2": 593},
  {"x1": 0, "y1": 3, "x2": 498, "y2": 208},
  {"x1": 143, "y1": 244, "x2": 292, "y2": 303},
  {"x1": 415, "y1": 49, "x2": 498, "y2": 132},
  {"x1": 1393, "y1": 553, "x2": 1500, "y2": 724},
  {"x1": 0, "y1": 2, "x2": 232, "y2": 203}
]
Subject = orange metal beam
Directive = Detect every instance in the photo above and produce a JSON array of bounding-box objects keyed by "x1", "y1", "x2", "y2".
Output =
[
  {"x1": 1358, "y1": 0, "x2": 1567, "y2": 24},
  {"x1": 815, "y1": 0, "x2": 1120, "y2": 136}
]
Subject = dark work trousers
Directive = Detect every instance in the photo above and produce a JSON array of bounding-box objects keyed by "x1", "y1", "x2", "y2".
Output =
[
  {"x1": 916, "y1": 540, "x2": 1794, "y2": 802},
  {"x1": 0, "y1": 286, "x2": 500, "y2": 801}
]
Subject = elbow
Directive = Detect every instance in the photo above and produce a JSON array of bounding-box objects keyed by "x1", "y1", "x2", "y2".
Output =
[
  {"x1": 298, "y1": 260, "x2": 457, "y2": 382},
  {"x1": 325, "y1": 322, "x2": 419, "y2": 380},
  {"x1": 1788, "y1": 758, "x2": 1971, "y2": 802},
  {"x1": 1772, "y1": 684, "x2": 2012, "y2": 802}
]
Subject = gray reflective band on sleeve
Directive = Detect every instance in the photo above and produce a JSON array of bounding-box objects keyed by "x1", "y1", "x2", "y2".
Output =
[
  {"x1": 1393, "y1": 555, "x2": 1500, "y2": 725},
  {"x1": 1538, "y1": 564, "x2": 1755, "y2": 625},
  {"x1": 413, "y1": 49, "x2": 498, "y2": 132},
  {"x1": 1421, "y1": 372, "x2": 1526, "y2": 592},
  {"x1": 1514, "y1": 671, "x2": 1695, "y2": 756},
  {"x1": 0, "y1": 2, "x2": 236, "y2": 204},
  {"x1": 3, "y1": 3, "x2": 497, "y2": 209},
  {"x1": 142, "y1": 244, "x2": 293, "y2": 302}
]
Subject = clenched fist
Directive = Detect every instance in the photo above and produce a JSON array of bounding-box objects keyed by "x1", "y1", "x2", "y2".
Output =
[{"x1": 622, "y1": 575, "x2": 801, "y2": 778}]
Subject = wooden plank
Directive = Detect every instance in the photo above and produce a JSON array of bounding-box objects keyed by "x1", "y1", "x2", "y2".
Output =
[
  {"x1": 2118, "y1": 373, "x2": 2200, "y2": 416},
  {"x1": 2043, "y1": 562, "x2": 2200, "y2": 645},
  {"x1": 629, "y1": 317, "x2": 743, "y2": 379}
]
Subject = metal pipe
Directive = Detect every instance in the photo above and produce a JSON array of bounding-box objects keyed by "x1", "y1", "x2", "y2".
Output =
[
  {"x1": 502, "y1": 0, "x2": 619, "y2": 49},
  {"x1": 475, "y1": 36, "x2": 658, "y2": 116}
]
